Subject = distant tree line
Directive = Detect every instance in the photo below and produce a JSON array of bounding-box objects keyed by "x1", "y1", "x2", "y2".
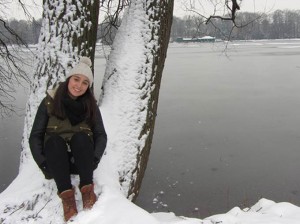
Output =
[
  {"x1": 0, "y1": 16, "x2": 118, "y2": 45},
  {"x1": 171, "y1": 9, "x2": 300, "y2": 40},
  {"x1": 2, "y1": 9, "x2": 300, "y2": 45},
  {"x1": 0, "y1": 18, "x2": 42, "y2": 45}
]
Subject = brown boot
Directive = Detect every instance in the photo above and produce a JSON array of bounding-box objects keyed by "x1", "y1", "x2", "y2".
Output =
[
  {"x1": 80, "y1": 184, "x2": 97, "y2": 209},
  {"x1": 59, "y1": 188, "x2": 78, "y2": 222}
]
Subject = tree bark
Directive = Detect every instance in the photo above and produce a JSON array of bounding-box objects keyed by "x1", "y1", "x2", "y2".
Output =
[
  {"x1": 21, "y1": 0, "x2": 100, "y2": 165},
  {"x1": 99, "y1": 0, "x2": 174, "y2": 201},
  {"x1": 130, "y1": 0, "x2": 174, "y2": 201}
]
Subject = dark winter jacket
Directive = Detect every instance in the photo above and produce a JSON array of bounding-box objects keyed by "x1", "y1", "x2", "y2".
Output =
[
  {"x1": 43, "y1": 95, "x2": 94, "y2": 143},
  {"x1": 29, "y1": 93, "x2": 107, "y2": 171}
]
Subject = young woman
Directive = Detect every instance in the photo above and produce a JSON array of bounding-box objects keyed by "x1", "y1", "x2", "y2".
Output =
[{"x1": 29, "y1": 57, "x2": 107, "y2": 222}]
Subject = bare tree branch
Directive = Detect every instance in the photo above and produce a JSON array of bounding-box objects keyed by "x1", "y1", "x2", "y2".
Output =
[
  {"x1": 0, "y1": 2, "x2": 32, "y2": 117},
  {"x1": 98, "y1": 0, "x2": 130, "y2": 45},
  {"x1": 206, "y1": 0, "x2": 240, "y2": 25},
  {"x1": 17, "y1": 0, "x2": 33, "y2": 18},
  {"x1": 180, "y1": 0, "x2": 267, "y2": 41}
]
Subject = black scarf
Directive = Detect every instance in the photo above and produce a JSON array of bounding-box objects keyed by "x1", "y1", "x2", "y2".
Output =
[{"x1": 62, "y1": 95, "x2": 86, "y2": 126}]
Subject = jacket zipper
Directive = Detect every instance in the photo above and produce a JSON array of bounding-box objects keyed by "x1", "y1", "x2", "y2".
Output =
[
  {"x1": 47, "y1": 125, "x2": 58, "y2": 130},
  {"x1": 80, "y1": 127, "x2": 91, "y2": 131}
]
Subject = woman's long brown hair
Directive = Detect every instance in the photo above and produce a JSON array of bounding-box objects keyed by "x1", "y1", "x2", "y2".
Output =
[{"x1": 51, "y1": 78, "x2": 97, "y2": 126}]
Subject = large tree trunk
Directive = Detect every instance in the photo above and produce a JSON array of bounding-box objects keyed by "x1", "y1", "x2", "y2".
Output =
[
  {"x1": 99, "y1": 0, "x2": 174, "y2": 201},
  {"x1": 20, "y1": 0, "x2": 99, "y2": 166},
  {"x1": 0, "y1": 1, "x2": 100, "y2": 222}
]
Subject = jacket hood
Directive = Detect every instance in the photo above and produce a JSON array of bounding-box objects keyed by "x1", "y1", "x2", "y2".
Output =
[{"x1": 47, "y1": 88, "x2": 57, "y2": 99}]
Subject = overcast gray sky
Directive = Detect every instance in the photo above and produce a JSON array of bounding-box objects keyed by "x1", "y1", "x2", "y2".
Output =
[
  {"x1": 240, "y1": 0, "x2": 300, "y2": 11},
  {"x1": 5, "y1": 0, "x2": 300, "y2": 20},
  {"x1": 174, "y1": 0, "x2": 300, "y2": 17}
]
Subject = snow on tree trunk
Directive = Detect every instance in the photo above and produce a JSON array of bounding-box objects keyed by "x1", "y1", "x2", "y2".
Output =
[
  {"x1": 21, "y1": 0, "x2": 99, "y2": 166},
  {"x1": 99, "y1": 0, "x2": 173, "y2": 200},
  {"x1": 0, "y1": 0, "x2": 99, "y2": 222}
]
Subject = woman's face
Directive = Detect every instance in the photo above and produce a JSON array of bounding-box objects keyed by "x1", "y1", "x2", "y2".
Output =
[{"x1": 68, "y1": 74, "x2": 90, "y2": 99}]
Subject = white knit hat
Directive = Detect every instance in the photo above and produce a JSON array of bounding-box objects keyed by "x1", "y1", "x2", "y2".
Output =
[{"x1": 66, "y1": 56, "x2": 93, "y2": 87}]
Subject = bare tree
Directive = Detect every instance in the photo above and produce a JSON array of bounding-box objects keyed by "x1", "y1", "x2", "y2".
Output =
[
  {"x1": 181, "y1": 0, "x2": 241, "y2": 23},
  {"x1": 0, "y1": 1, "x2": 30, "y2": 116},
  {"x1": 181, "y1": 0, "x2": 264, "y2": 40}
]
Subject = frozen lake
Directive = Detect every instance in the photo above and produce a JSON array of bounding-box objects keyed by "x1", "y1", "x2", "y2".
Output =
[
  {"x1": 135, "y1": 39, "x2": 300, "y2": 217},
  {"x1": 1, "y1": 39, "x2": 300, "y2": 218}
]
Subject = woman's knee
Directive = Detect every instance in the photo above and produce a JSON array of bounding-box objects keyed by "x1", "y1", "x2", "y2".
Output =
[
  {"x1": 70, "y1": 132, "x2": 92, "y2": 145},
  {"x1": 44, "y1": 134, "x2": 68, "y2": 153},
  {"x1": 70, "y1": 132, "x2": 93, "y2": 154}
]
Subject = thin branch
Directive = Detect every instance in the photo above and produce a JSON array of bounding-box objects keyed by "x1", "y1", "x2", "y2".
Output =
[
  {"x1": 206, "y1": 0, "x2": 240, "y2": 25},
  {"x1": 17, "y1": 0, "x2": 34, "y2": 20}
]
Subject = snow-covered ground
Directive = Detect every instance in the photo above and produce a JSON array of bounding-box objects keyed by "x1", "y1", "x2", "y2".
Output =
[
  {"x1": 43, "y1": 183, "x2": 293, "y2": 224},
  {"x1": 70, "y1": 185, "x2": 300, "y2": 224}
]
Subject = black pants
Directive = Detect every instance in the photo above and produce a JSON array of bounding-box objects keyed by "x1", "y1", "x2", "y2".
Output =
[{"x1": 44, "y1": 132, "x2": 94, "y2": 193}]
